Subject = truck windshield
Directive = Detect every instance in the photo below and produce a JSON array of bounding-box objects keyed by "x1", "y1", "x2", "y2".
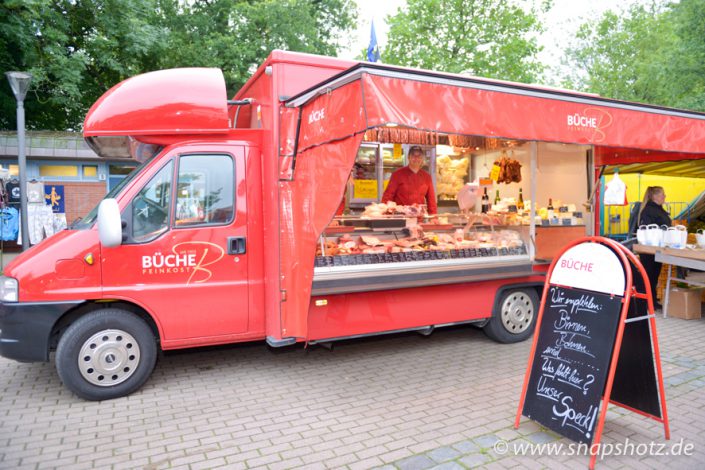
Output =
[{"x1": 70, "y1": 158, "x2": 150, "y2": 230}]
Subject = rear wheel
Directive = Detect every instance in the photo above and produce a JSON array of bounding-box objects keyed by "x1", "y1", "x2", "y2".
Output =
[
  {"x1": 56, "y1": 309, "x2": 157, "y2": 400},
  {"x1": 484, "y1": 288, "x2": 539, "y2": 343}
]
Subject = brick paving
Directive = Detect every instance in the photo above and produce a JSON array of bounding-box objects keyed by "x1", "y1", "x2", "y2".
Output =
[{"x1": 1, "y1": 314, "x2": 704, "y2": 469}]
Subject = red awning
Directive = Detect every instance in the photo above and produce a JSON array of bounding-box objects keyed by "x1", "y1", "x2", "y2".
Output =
[
  {"x1": 287, "y1": 64, "x2": 705, "y2": 156},
  {"x1": 279, "y1": 63, "x2": 705, "y2": 340}
]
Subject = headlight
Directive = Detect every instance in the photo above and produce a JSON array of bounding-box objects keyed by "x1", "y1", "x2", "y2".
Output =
[{"x1": 0, "y1": 276, "x2": 18, "y2": 302}]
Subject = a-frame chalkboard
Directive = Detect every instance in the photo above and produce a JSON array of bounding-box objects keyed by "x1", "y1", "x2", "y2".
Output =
[
  {"x1": 522, "y1": 286, "x2": 622, "y2": 444},
  {"x1": 515, "y1": 237, "x2": 669, "y2": 469}
]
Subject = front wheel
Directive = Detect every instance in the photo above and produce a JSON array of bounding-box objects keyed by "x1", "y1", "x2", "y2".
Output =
[
  {"x1": 56, "y1": 309, "x2": 157, "y2": 400},
  {"x1": 483, "y1": 288, "x2": 539, "y2": 343}
]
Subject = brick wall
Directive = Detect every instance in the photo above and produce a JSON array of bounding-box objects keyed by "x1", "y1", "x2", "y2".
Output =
[{"x1": 44, "y1": 181, "x2": 107, "y2": 224}]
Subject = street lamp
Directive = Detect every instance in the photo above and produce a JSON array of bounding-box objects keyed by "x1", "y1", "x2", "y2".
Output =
[{"x1": 6, "y1": 71, "x2": 32, "y2": 250}]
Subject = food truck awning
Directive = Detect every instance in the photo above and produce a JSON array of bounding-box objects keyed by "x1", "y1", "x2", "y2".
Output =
[
  {"x1": 279, "y1": 62, "x2": 705, "y2": 341},
  {"x1": 286, "y1": 63, "x2": 705, "y2": 155}
]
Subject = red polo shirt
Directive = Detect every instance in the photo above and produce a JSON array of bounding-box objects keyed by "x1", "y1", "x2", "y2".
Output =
[{"x1": 381, "y1": 166, "x2": 437, "y2": 214}]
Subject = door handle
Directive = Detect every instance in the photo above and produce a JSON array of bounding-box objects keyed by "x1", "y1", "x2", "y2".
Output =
[{"x1": 228, "y1": 237, "x2": 246, "y2": 255}]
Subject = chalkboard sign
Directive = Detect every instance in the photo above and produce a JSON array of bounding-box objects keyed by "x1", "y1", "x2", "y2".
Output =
[
  {"x1": 611, "y1": 276, "x2": 661, "y2": 418},
  {"x1": 522, "y1": 286, "x2": 623, "y2": 444}
]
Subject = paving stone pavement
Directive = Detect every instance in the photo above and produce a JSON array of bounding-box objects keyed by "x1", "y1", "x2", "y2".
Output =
[{"x1": 1, "y1": 315, "x2": 704, "y2": 469}]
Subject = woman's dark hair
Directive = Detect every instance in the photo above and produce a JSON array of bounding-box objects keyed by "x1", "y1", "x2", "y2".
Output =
[{"x1": 637, "y1": 186, "x2": 665, "y2": 223}]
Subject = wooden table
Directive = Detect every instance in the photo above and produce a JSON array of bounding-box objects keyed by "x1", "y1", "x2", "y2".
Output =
[{"x1": 633, "y1": 244, "x2": 705, "y2": 317}]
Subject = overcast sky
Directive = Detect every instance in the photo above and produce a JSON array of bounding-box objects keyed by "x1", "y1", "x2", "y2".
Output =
[{"x1": 341, "y1": 0, "x2": 652, "y2": 81}]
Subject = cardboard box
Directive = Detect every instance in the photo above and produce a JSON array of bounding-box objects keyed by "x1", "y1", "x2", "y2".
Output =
[{"x1": 668, "y1": 287, "x2": 703, "y2": 320}]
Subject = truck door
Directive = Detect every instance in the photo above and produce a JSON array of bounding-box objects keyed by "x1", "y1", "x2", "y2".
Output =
[{"x1": 101, "y1": 149, "x2": 249, "y2": 341}]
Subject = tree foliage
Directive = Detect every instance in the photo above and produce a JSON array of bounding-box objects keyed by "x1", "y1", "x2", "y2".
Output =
[
  {"x1": 383, "y1": 0, "x2": 546, "y2": 83},
  {"x1": 0, "y1": 0, "x2": 356, "y2": 130},
  {"x1": 562, "y1": 0, "x2": 705, "y2": 111}
]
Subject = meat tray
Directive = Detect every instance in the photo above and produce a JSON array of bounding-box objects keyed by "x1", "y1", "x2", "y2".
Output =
[
  {"x1": 420, "y1": 224, "x2": 454, "y2": 231},
  {"x1": 342, "y1": 218, "x2": 406, "y2": 229},
  {"x1": 323, "y1": 226, "x2": 356, "y2": 235}
]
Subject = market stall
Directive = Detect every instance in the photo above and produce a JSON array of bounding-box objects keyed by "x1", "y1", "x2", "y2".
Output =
[{"x1": 272, "y1": 59, "x2": 705, "y2": 339}]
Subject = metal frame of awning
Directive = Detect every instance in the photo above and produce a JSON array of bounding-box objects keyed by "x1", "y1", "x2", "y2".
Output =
[{"x1": 286, "y1": 63, "x2": 705, "y2": 122}]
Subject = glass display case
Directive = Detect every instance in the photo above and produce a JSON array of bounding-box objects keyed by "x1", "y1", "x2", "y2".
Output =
[
  {"x1": 436, "y1": 147, "x2": 471, "y2": 205},
  {"x1": 381, "y1": 144, "x2": 405, "y2": 193},
  {"x1": 350, "y1": 144, "x2": 380, "y2": 205},
  {"x1": 313, "y1": 219, "x2": 531, "y2": 290}
]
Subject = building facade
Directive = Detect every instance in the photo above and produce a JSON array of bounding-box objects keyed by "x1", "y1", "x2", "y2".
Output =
[{"x1": 0, "y1": 131, "x2": 137, "y2": 248}]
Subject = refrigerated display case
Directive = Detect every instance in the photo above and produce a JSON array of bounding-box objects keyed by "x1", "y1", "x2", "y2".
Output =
[
  {"x1": 350, "y1": 144, "x2": 379, "y2": 205},
  {"x1": 380, "y1": 143, "x2": 405, "y2": 193},
  {"x1": 436, "y1": 147, "x2": 471, "y2": 205},
  {"x1": 313, "y1": 221, "x2": 531, "y2": 294}
]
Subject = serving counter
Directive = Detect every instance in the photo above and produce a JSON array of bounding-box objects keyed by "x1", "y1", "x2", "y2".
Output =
[
  {"x1": 313, "y1": 220, "x2": 533, "y2": 294},
  {"x1": 633, "y1": 244, "x2": 705, "y2": 317}
]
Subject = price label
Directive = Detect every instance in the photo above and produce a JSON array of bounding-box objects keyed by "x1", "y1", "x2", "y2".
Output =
[
  {"x1": 489, "y1": 164, "x2": 501, "y2": 182},
  {"x1": 393, "y1": 143, "x2": 403, "y2": 160},
  {"x1": 559, "y1": 206, "x2": 569, "y2": 213},
  {"x1": 507, "y1": 205, "x2": 518, "y2": 213},
  {"x1": 353, "y1": 179, "x2": 378, "y2": 199}
]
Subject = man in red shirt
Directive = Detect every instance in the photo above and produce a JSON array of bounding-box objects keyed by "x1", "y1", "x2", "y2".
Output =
[{"x1": 382, "y1": 146, "x2": 437, "y2": 214}]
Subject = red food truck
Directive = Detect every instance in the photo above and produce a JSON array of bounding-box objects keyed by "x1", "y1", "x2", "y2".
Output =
[{"x1": 1, "y1": 51, "x2": 704, "y2": 400}]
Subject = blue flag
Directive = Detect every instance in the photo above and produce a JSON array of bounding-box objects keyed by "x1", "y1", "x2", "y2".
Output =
[{"x1": 367, "y1": 20, "x2": 380, "y2": 62}]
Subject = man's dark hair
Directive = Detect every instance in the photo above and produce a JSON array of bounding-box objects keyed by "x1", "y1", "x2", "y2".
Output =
[{"x1": 409, "y1": 145, "x2": 423, "y2": 156}]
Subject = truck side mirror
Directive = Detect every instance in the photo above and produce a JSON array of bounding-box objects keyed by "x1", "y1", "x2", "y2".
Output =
[{"x1": 97, "y1": 199, "x2": 123, "y2": 247}]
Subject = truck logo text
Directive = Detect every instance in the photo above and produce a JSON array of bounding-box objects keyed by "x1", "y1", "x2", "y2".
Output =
[
  {"x1": 567, "y1": 114, "x2": 597, "y2": 128},
  {"x1": 566, "y1": 107, "x2": 612, "y2": 142},
  {"x1": 308, "y1": 108, "x2": 325, "y2": 124},
  {"x1": 141, "y1": 241, "x2": 225, "y2": 284}
]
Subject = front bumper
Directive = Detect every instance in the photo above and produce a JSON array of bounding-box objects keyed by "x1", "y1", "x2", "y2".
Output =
[{"x1": 0, "y1": 301, "x2": 81, "y2": 362}]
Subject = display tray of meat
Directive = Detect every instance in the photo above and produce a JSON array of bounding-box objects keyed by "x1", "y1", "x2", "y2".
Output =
[
  {"x1": 323, "y1": 225, "x2": 356, "y2": 235},
  {"x1": 361, "y1": 202, "x2": 427, "y2": 218},
  {"x1": 341, "y1": 218, "x2": 407, "y2": 229},
  {"x1": 420, "y1": 223, "x2": 454, "y2": 231},
  {"x1": 314, "y1": 229, "x2": 527, "y2": 267}
]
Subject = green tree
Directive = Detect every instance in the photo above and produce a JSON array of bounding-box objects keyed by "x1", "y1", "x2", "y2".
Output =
[
  {"x1": 561, "y1": 0, "x2": 705, "y2": 112},
  {"x1": 1, "y1": 0, "x2": 169, "y2": 130},
  {"x1": 0, "y1": 0, "x2": 356, "y2": 130},
  {"x1": 561, "y1": 2, "x2": 676, "y2": 107},
  {"x1": 383, "y1": 0, "x2": 546, "y2": 83},
  {"x1": 158, "y1": 0, "x2": 357, "y2": 96},
  {"x1": 667, "y1": 0, "x2": 705, "y2": 110}
]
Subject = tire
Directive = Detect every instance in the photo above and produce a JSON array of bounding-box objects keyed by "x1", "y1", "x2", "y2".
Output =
[
  {"x1": 483, "y1": 288, "x2": 539, "y2": 343},
  {"x1": 56, "y1": 309, "x2": 157, "y2": 401}
]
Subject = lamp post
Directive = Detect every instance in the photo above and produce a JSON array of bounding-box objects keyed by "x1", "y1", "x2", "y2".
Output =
[{"x1": 5, "y1": 71, "x2": 32, "y2": 250}]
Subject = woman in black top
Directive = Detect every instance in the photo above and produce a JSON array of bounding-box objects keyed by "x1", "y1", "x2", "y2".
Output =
[{"x1": 638, "y1": 186, "x2": 672, "y2": 309}]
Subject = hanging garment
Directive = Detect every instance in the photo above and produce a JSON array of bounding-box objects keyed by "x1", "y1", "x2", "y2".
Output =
[
  {"x1": 53, "y1": 213, "x2": 67, "y2": 232},
  {"x1": 27, "y1": 181, "x2": 45, "y2": 203},
  {"x1": 6, "y1": 180, "x2": 20, "y2": 204},
  {"x1": 0, "y1": 207, "x2": 19, "y2": 241},
  {"x1": 0, "y1": 180, "x2": 8, "y2": 208},
  {"x1": 18, "y1": 204, "x2": 55, "y2": 245}
]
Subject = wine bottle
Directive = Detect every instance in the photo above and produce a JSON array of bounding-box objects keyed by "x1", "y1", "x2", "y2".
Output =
[
  {"x1": 517, "y1": 188, "x2": 524, "y2": 210},
  {"x1": 547, "y1": 198, "x2": 555, "y2": 219},
  {"x1": 494, "y1": 189, "x2": 500, "y2": 205},
  {"x1": 481, "y1": 188, "x2": 489, "y2": 213}
]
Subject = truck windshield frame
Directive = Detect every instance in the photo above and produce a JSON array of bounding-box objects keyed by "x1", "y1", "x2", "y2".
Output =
[{"x1": 70, "y1": 158, "x2": 152, "y2": 230}]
